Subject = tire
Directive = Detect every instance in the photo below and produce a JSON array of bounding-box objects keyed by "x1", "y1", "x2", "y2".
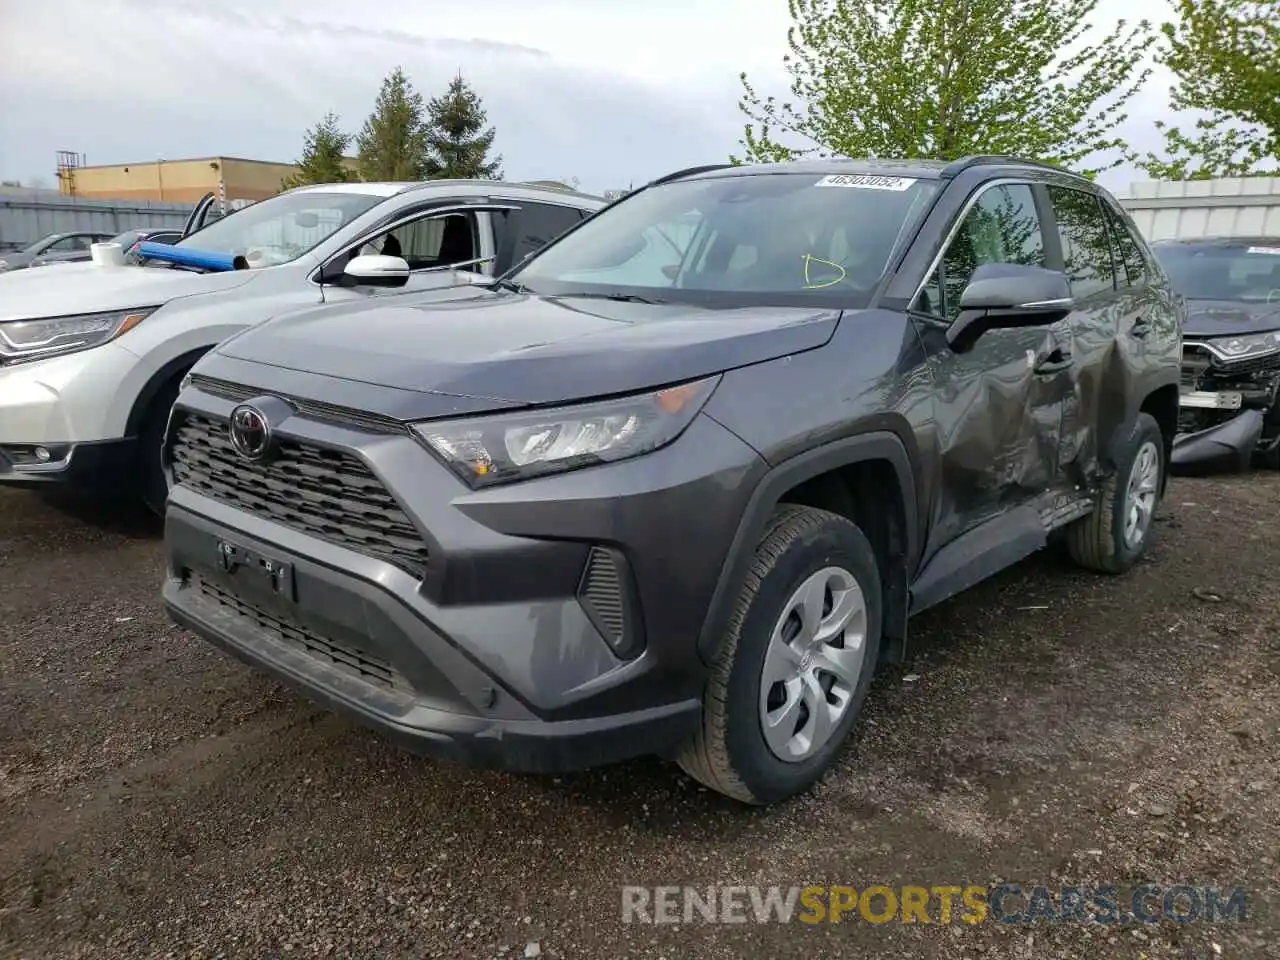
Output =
[
  {"x1": 677, "y1": 504, "x2": 883, "y2": 805},
  {"x1": 1066, "y1": 412, "x2": 1164, "y2": 574},
  {"x1": 138, "y1": 377, "x2": 182, "y2": 517}
]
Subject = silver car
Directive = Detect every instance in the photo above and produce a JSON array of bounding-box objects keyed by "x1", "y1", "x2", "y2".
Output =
[{"x1": 0, "y1": 180, "x2": 606, "y2": 512}]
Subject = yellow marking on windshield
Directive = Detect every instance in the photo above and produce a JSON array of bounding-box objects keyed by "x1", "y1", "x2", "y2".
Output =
[{"x1": 802, "y1": 254, "x2": 846, "y2": 289}]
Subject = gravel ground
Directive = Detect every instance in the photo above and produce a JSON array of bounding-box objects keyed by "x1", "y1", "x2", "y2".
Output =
[{"x1": 1, "y1": 476, "x2": 1278, "y2": 959}]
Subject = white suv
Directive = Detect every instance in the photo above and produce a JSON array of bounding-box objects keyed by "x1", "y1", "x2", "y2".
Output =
[{"x1": 0, "y1": 180, "x2": 604, "y2": 512}]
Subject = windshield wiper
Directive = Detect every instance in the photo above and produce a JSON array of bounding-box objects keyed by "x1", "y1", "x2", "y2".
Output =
[
  {"x1": 491, "y1": 278, "x2": 530, "y2": 294},
  {"x1": 559, "y1": 292, "x2": 669, "y2": 305}
]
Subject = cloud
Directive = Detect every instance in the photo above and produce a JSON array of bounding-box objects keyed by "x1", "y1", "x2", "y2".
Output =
[
  {"x1": 0, "y1": 0, "x2": 755, "y2": 193},
  {"x1": 0, "y1": 0, "x2": 1185, "y2": 194}
]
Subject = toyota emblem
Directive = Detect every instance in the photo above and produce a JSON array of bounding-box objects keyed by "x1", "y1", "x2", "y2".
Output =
[{"x1": 228, "y1": 403, "x2": 272, "y2": 461}]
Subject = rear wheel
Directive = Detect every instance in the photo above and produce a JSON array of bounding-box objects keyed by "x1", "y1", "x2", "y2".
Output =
[
  {"x1": 677, "y1": 505, "x2": 882, "y2": 805},
  {"x1": 1067, "y1": 412, "x2": 1164, "y2": 574},
  {"x1": 138, "y1": 377, "x2": 182, "y2": 517}
]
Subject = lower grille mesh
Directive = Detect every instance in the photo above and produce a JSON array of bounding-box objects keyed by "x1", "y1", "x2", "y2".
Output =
[{"x1": 196, "y1": 575, "x2": 409, "y2": 692}]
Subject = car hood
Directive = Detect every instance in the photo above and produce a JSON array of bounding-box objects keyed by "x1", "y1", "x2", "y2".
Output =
[
  {"x1": 0, "y1": 261, "x2": 259, "y2": 321},
  {"x1": 217, "y1": 289, "x2": 841, "y2": 406},
  {"x1": 0, "y1": 252, "x2": 37, "y2": 269},
  {"x1": 30, "y1": 250, "x2": 90, "y2": 266},
  {"x1": 1184, "y1": 299, "x2": 1280, "y2": 337}
]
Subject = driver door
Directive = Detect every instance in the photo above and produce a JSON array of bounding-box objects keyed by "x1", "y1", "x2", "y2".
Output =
[{"x1": 913, "y1": 182, "x2": 1075, "y2": 553}]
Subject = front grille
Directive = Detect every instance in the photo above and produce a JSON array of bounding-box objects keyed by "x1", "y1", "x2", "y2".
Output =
[
  {"x1": 196, "y1": 575, "x2": 410, "y2": 692},
  {"x1": 171, "y1": 413, "x2": 431, "y2": 578},
  {"x1": 1183, "y1": 343, "x2": 1280, "y2": 377}
]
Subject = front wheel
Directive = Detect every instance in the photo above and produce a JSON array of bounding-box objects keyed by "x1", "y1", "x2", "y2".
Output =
[
  {"x1": 677, "y1": 505, "x2": 882, "y2": 805},
  {"x1": 1067, "y1": 412, "x2": 1165, "y2": 574}
]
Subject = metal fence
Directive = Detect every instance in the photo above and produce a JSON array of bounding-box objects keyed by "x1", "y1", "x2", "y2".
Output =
[
  {"x1": 1115, "y1": 177, "x2": 1280, "y2": 241},
  {"x1": 0, "y1": 189, "x2": 196, "y2": 251}
]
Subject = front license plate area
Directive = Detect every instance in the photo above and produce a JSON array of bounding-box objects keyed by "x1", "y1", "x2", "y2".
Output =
[
  {"x1": 1179, "y1": 390, "x2": 1243, "y2": 410},
  {"x1": 216, "y1": 538, "x2": 295, "y2": 603}
]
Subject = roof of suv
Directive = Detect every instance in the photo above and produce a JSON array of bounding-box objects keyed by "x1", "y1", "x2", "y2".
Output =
[
  {"x1": 661, "y1": 155, "x2": 1089, "y2": 186},
  {"x1": 1150, "y1": 236, "x2": 1280, "y2": 247},
  {"x1": 286, "y1": 179, "x2": 606, "y2": 205}
]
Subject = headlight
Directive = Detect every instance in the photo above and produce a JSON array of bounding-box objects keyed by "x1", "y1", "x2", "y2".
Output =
[
  {"x1": 0, "y1": 306, "x2": 157, "y2": 363},
  {"x1": 0, "y1": 260, "x2": 10, "y2": 271},
  {"x1": 412, "y1": 376, "x2": 720, "y2": 488},
  {"x1": 1205, "y1": 330, "x2": 1280, "y2": 363}
]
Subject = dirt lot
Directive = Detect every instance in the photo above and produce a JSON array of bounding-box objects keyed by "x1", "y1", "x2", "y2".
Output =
[{"x1": 1, "y1": 476, "x2": 1278, "y2": 959}]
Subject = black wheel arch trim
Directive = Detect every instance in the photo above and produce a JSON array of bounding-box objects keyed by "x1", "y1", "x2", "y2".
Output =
[
  {"x1": 1107, "y1": 374, "x2": 1181, "y2": 464},
  {"x1": 124, "y1": 346, "x2": 213, "y2": 437},
  {"x1": 695, "y1": 430, "x2": 920, "y2": 662}
]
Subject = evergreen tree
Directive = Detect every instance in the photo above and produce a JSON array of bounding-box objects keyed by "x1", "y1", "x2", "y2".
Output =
[
  {"x1": 426, "y1": 73, "x2": 503, "y2": 179},
  {"x1": 356, "y1": 67, "x2": 436, "y2": 181},
  {"x1": 735, "y1": 0, "x2": 1155, "y2": 177},
  {"x1": 281, "y1": 113, "x2": 355, "y2": 189},
  {"x1": 1139, "y1": 0, "x2": 1279, "y2": 179}
]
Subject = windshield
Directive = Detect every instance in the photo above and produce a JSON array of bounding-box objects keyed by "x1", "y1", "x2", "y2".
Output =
[
  {"x1": 1153, "y1": 241, "x2": 1280, "y2": 303},
  {"x1": 175, "y1": 191, "x2": 385, "y2": 268},
  {"x1": 507, "y1": 172, "x2": 941, "y2": 307}
]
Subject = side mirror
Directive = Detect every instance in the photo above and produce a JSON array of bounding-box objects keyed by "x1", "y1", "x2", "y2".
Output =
[
  {"x1": 342, "y1": 254, "x2": 410, "y2": 288},
  {"x1": 946, "y1": 263, "x2": 1073, "y2": 352}
]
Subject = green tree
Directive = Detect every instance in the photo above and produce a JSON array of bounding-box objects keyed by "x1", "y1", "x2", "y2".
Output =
[
  {"x1": 1140, "y1": 0, "x2": 1279, "y2": 180},
  {"x1": 281, "y1": 112, "x2": 355, "y2": 189},
  {"x1": 357, "y1": 67, "x2": 436, "y2": 181},
  {"x1": 425, "y1": 73, "x2": 503, "y2": 179},
  {"x1": 734, "y1": 0, "x2": 1155, "y2": 177}
]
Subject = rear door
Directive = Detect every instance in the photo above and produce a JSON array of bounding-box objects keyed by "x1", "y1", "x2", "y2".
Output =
[{"x1": 1042, "y1": 183, "x2": 1124, "y2": 482}]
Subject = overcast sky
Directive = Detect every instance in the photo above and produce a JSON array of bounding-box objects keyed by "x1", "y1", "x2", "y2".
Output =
[{"x1": 0, "y1": 0, "x2": 1180, "y2": 195}]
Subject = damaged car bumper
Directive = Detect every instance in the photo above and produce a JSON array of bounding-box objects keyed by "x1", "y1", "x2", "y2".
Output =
[{"x1": 1171, "y1": 408, "x2": 1266, "y2": 475}]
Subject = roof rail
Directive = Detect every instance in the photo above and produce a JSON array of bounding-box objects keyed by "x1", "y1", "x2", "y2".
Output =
[
  {"x1": 648, "y1": 163, "x2": 737, "y2": 187},
  {"x1": 940, "y1": 155, "x2": 1069, "y2": 177}
]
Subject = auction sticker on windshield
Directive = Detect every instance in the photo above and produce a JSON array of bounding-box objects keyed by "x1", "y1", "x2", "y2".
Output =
[
  {"x1": 1247, "y1": 246, "x2": 1280, "y2": 256},
  {"x1": 815, "y1": 174, "x2": 917, "y2": 191}
]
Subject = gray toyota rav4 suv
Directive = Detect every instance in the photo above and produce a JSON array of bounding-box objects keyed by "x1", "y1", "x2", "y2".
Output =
[{"x1": 162, "y1": 156, "x2": 1184, "y2": 805}]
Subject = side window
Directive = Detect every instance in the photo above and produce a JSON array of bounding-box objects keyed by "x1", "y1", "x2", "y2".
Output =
[
  {"x1": 377, "y1": 212, "x2": 479, "y2": 270},
  {"x1": 1047, "y1": 186, "x2": 1117, "y2": 300},
  {"x1": 918, "y1": 183, "x2": 1046, "y2": 320},
  {"x1": 46, "y1": 236, "x2": 78, "y2": 252},
  {"x1": 513, "y1": 203, "x2": 587, "y2": 262},
  {"x1": 1103, "y1": 203, "x2": 1147, "y2": 288}
]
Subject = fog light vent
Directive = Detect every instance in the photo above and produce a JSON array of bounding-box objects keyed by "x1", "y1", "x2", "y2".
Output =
[{"x1": 577, "y1": 546, "x2": 643, "y2": 659}]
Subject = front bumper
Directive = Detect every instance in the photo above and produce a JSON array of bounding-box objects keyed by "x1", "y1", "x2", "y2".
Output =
[
  {"x1": 162, "y1": 378, "x2": 766, "y2": 772},
  {"x1": 1170, "y1": 408, "x2": 1266, "y2": 475},
  {"x1": 163, "y1": 507, "x2": 699, "y2": 773},
  {"x1": 0, "y1": 436, "x2": 137, "y2": 494},
  {"x1": 0, "y1": 342, "x2": 141, "y2": 444}
]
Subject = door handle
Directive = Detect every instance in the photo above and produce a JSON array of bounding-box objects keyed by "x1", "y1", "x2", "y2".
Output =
[
  {"x1": 1130, "y1": 317, "x2": 1151, "y2": 338},
  {"x1": 1033, "y1": 348, "x2": 1073, "y2": 375}
]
